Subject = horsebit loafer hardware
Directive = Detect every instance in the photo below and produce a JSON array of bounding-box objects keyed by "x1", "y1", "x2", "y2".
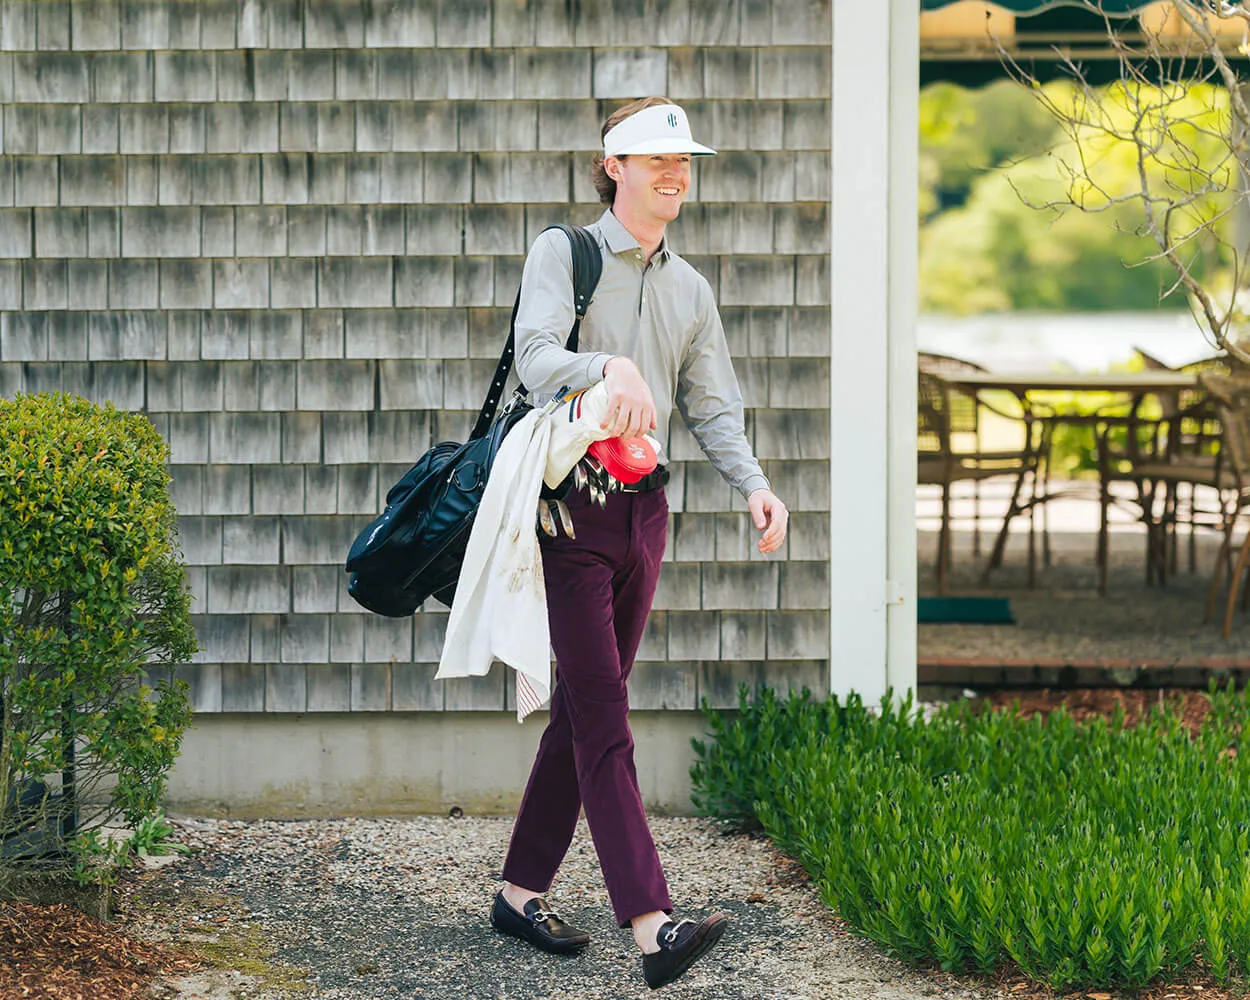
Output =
[{"x1": 490, "y1": 892, "x2": 591, "y2": 956}]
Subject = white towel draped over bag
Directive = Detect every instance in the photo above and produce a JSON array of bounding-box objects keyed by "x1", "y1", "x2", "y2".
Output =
[
  {"x1": 435, "y1": 408, "x2": 552, "y2": 720},
  {"x1": 435, "y1": 382, "x2": 615, "y2": 721}
]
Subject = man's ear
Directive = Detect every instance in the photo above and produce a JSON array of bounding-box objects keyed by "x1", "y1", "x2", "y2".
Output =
[{"x1": 604, "y1": 156, "x2": 625, "y2": 182}]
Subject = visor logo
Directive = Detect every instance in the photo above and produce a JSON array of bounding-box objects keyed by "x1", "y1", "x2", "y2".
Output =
[{"x1": 667, "y1": 113, "x2": 678, "y2": 128}]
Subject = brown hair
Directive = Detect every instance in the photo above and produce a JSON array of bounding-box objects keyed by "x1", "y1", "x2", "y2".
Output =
[{"x1": 590, "y1": 96, "x2": 674, "y2": 205}]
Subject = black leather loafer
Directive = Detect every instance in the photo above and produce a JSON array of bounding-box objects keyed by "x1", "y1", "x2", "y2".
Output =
[
  {"x1": 490, "y1": 892, "x2": 590, "y2": 955},
  {"x1": 642, "y1": 912, "x2": 728, "y2": 989}
]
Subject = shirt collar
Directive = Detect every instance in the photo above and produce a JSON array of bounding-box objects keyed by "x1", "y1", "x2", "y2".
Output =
[{"x1": 598, "y1": 209, "x2": 672, "y2": 263}]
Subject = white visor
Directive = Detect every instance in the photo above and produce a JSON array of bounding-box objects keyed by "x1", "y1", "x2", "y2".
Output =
[{"x1": 602, "y1": 104, "x2": 717, "y2": 158}]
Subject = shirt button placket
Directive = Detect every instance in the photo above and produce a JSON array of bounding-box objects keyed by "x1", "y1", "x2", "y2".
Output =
[{"x1": 635, "y1": 252, "x2": 648, "y2": 313}]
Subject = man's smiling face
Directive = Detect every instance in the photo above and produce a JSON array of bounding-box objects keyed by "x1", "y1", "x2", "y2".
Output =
[{"x1": 608, "y1": 153, "x2": 692, "y2": 225}]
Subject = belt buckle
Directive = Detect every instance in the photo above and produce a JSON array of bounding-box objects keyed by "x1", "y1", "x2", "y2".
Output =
[
  {"x1": 618, "y1": 472, "x2": 645, "y2": 494},
  {"x1": 619, "y1": 467, "x2": 664, "y2": 494}
]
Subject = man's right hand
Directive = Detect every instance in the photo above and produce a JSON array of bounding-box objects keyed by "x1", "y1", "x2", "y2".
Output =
[{"x1": 602, "y1": 357, "x2": 657, "y2": 440}]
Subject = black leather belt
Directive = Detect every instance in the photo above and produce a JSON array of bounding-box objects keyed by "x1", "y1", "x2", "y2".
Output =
[{"x1": 619, "y1": 465, "x2": 670, "y2": 494}]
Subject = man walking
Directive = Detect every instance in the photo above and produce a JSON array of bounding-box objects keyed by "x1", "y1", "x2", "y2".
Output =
[{"x1": 489, "y1": 97, "x2": 789, "y2": 990}]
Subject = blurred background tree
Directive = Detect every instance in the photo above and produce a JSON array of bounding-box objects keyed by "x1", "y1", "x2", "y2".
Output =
[{"x1": 919, "y1": 78, "x2": 1230, "y2": 316}]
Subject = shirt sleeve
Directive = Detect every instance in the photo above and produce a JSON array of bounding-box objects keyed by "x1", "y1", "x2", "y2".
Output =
[
  {"x1": 513, "y1": 228, "x2": 615, "y2": 397},
  {"x1": 676, "y1": 280, "x2": 771, "y2": 500}
]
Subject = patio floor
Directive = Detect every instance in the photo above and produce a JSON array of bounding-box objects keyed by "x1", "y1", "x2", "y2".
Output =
[{"x1": 916, "y1": 481, "x2": 1250, "y2": 686}]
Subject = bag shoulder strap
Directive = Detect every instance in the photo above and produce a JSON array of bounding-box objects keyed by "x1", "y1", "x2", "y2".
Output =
[{"x1": 471, "y1": 224, "x2": 604, "y2": 440}]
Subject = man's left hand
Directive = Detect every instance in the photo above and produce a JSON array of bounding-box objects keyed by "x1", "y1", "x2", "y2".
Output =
[{"x1": 747, "y1": 489, "x2": 789, "y2": 555}]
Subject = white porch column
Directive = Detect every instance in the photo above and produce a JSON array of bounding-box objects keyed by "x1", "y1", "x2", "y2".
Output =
[{"x1": 829, "y1": 0, "x2": 919, "y2": 703}]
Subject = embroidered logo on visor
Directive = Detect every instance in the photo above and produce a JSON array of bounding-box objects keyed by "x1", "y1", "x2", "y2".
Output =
[{"x1": 667, "y1": 113, "x2": 678, "y2": 128}]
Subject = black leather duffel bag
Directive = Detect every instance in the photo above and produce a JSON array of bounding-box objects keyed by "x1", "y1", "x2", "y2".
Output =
[{"x1": 344, "y1": 224, "x2": 603, "y2": 617}]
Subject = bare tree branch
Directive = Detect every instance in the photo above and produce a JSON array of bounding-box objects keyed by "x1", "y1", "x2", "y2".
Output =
[{"x1": 996, "y1": 0, "x2": 1250, "y2": 365}]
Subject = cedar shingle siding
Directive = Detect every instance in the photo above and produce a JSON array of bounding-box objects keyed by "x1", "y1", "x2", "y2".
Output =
[{"x1": 0, "y1": 0, "x2": 831, "y2": 715}]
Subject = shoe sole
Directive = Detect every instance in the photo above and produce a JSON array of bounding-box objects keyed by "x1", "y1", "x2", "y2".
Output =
[
  {"x1": 490, "y1": 913, "x2": 590, "y2": 956},
  {"x1": 645, "y1": 914, "x2": 728, "y2": 990}
]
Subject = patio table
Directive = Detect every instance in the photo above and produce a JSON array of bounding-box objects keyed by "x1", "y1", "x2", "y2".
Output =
[
  {"x1": 937, "y1": 369, "x2": 1201, "y2": 591},
  {"x1": 943, "y1": 371, "x2": 1197, "y2": 394}
]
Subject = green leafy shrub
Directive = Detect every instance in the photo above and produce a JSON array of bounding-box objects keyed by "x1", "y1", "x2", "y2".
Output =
[
  {"x1": 691, "y1": 683, "x2": 1250, "y2": 990},
  {"x1": 0, "y1": 393, "x2": 194, "y2": 886}
]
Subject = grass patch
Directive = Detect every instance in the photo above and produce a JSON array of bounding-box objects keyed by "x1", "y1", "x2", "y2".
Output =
[
  {"x1": 183, "y1": 921, "x2": 311, "y2": 996},
  {"x1": 690, "y1": 683, "x2": 1250, "y2": 991},
  {"x1": 124, "y1": 881, "x2": 311, "y2": 997}
]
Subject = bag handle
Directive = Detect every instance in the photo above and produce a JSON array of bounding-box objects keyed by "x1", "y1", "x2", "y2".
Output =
[{"x1": 470, "y1": 224, "x2": 604, "y2": 441}]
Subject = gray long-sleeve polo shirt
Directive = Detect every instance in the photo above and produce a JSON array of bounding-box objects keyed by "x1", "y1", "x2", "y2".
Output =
[{"x1": 513, "y1": 209, "x2": 770, "y2": 500}]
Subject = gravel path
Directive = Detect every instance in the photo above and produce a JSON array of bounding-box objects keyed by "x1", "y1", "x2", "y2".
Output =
[{"x1": 120, "y1": 815, "x2": 998, "y2": 1000}]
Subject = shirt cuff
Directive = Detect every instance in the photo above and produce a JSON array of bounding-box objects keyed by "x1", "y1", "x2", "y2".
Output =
[
  {"x1": 739, "y1": 475, "x2": 771, "y2": 500},
  {"x1": 587, "y1": 353, "x2": 614, "y2": 384}
]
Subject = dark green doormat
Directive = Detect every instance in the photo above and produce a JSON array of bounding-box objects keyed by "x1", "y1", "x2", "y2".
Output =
[{"x1": 917, "y1": 597, "x2": 1013, "y2": 624}]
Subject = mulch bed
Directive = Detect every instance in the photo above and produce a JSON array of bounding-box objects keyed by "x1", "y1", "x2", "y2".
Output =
[
  {"x1": 976, "y1": 687, "x2": 1214, "y2": 735},
  {"x1": 0, "y1": 901, "x2": 199, "y2": 1000}
]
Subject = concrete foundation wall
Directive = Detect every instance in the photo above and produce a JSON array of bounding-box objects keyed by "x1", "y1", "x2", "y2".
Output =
[{"x1": 167, "y1": 710, "x2": 713, "y2": 818}]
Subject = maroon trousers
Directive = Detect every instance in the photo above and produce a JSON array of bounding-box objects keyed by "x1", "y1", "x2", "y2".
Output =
[{"x1": 500, "y1": 485, "x2": 673, "y2": 927}]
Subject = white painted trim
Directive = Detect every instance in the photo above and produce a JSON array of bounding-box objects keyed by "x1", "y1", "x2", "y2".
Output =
[
  {"x1": 887, "y1": 0, "x2": 920, "y2": 701},
  {"x1": 830, "y1": 0, "x2": 892, "y2": 702}
]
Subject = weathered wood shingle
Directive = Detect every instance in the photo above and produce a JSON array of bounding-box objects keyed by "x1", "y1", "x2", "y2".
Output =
[{"x1": 0, "y1": 0, "x2": 832, "y2": 713}]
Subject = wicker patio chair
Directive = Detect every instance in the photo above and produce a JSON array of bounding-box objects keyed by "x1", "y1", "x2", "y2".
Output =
[
  {"x1": 918, "y1": 366, "x2": 1049, "y2": 594},
  {"x1": 1094, "y1": 395, "x2": 1180, "y2": 594},
  {"x1": 1133, "y1": 348, "x2": 1228, "y2": 574},
  {"x1": 918, "y1": 352, "x2": 991, "y2": 556},
  {"x1": 1090, "y1": 351, "x2": 1229, "y2": 595},
  {"x1": 1196, "y1": 374, "x2": 1250, "y2": 638}
]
